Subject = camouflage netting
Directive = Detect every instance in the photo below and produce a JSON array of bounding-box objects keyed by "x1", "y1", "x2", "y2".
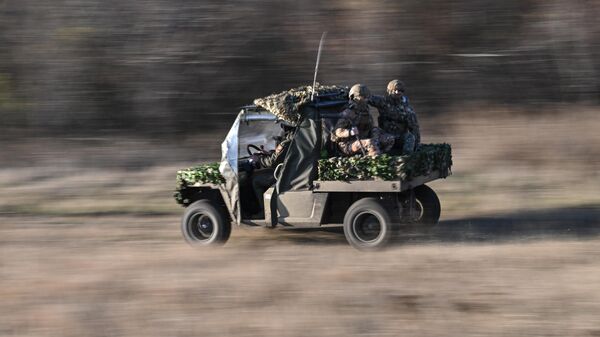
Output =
[
  {"x1": 318, "y1": 144, "x2": 452, "y2": 181},
  {"x1": 174, "y1": 144, "x2": 452, "y2": 205},
  {"x1": 253, "y1": 84, "x2": 348, "y2": 124},
  {"x1": 174, "y1": 162, "x2": 225, "y2": 205}
]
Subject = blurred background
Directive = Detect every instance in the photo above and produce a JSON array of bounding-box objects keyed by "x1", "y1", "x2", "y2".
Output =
[
  {"x1": 2, "y1": 1, "x2": 600, "y2": 336},
  {"x1": 1, "y1": 0, "x2": 599, "y2": 135}
]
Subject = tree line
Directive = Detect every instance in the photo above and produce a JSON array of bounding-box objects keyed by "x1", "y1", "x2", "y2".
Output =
[{"x1": 1, "y1": 0, "x2": 598, "y2": 135}]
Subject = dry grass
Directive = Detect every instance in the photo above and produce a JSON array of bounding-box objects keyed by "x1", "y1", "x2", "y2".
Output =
[
  {"x1": 423, "y1": 107, "x2": 600, "y2": 217},
  {"x1": 1, "y1": 107, "x2": 600, "y2": 336},
  {"x1": 3, "y1": 215, "x2": 600, "y2": 337}
]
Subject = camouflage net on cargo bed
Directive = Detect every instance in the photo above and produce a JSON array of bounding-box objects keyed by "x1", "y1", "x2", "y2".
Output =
[
  {"x1": 318, "y1": 143, "x2": 452, "y2": 181},
  {"x1": 174, "y1": 162, "x2": 224, "y2": 205},
  {"x1": 174, "y1": 144, "x2": 452, "y2": 205},
  {"x1": 253, "y1": 84, "x2": 348, "y2": 124}
]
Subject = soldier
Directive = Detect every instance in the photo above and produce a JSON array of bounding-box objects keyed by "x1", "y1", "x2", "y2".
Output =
[
  {"x1": 249, "y1": 123, "x2": 294, "y2": 214},
  {"x1": 332, "y1": 84, "x2": 394, "y2": 157},
  {"x1": 369, "y1": 79, "x2": 420, "y2": 155}
]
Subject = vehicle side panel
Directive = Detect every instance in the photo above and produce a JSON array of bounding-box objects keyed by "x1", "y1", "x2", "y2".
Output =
[
  {"x1": 184, "y1": 183, "x2": 234, "y2": 224},
  {"x1": 264, "y1": 188, "x2": 328, "y2": 228}
]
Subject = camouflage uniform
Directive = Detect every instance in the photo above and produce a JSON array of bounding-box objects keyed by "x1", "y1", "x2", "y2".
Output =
[
  {"x1": 252, "y1": 128, "x2": 293, "y2": 213},
  {"x1": 332, "y1": 85, "x2": 394, "y2": 157},
  {"x1": 369, "y1": 80, "x2": 420, "y2": 155},
  {"x1": 256, "y1": 134, "x2": 292, "y2": 169}
]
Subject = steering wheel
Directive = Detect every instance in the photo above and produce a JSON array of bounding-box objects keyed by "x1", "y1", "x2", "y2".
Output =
[{"x1": 247, "y1": 144, "x2": 270, "y2": 156}]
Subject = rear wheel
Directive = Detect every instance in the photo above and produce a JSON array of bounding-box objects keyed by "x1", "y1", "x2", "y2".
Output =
[
  {"x1": 343, "y1": 198, "x2": 394, "y2": 251},
  {"x1": 405, "y1": 185, "x2": 441, "y2": 225},
  {"x1": 181, "y1": 200, "x2": 231, "y2": 246}
]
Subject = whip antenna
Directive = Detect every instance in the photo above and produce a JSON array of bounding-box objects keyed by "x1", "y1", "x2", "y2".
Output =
[{"x1": 311, "y1": 31, "x2": 327, "y2": 101}]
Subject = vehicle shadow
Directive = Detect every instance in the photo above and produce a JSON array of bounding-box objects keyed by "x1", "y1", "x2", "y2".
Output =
[
  {"x1": 269, "y1": 204, "x2": 600, "y2": 247},
  {"x1": 399, "y1": 204, "x2": 600, "y2": 245},
  {"x1": 264, "y1": 226, "x2": 347, "y2": 246}
]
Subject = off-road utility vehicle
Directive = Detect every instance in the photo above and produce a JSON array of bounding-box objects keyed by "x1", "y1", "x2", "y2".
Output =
[{"x1": 175, "y1": 85, "x2": 452, "y2": 250}]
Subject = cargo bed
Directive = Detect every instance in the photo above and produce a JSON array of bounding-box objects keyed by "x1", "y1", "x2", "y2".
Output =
[{"x1": 312, "y1": 170, "x2": 447, "y2": 193}]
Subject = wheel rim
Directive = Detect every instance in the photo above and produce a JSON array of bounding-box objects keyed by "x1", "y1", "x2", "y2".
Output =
[
  {"x1": 352, "y1": 212, "x2": 383, "y2": 243},
  {"x1": 399, "y1": 196, "x2": 425, "y2": 223},
  {"x1": 410, "y1": 199, "x2": 424, "y2": 222},
  {"x1": 188, "y1": 213, "x2": 215, "y2": 241}
]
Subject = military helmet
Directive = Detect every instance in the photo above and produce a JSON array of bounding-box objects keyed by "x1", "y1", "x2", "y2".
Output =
[
  {"x1": 349, "y1": 84, "x2": 371, "y2": 100},
  {"x1": 386, "y1": 79, "x2": 405, "y2": 95}
]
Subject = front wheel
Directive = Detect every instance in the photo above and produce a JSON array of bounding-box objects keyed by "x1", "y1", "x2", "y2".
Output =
[
  {"x1": 343, "y1": 198, "x2": 394, "y2": 251},
  {"x1": 181, "y1": 200, "x2": 231, "y2": 246}
]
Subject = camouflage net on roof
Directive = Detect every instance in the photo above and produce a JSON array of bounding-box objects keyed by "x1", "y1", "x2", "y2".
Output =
[
  {"x1": 174, "y1": 162, "x2": 224, "y2": 206},
  {"x1": 253, "y1": 84, "x2": 348, "y2": 124},
  {"x1": 318, "y1": 144, "x2": 452, "y2": 181}
]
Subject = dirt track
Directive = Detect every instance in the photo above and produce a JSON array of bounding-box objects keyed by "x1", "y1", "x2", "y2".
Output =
[
  {"x1": 3, "y1": 211, "x2": 600, "y2": 337},
  {"x1": 1, "y1": 109, "x2": 600, "y2": 336}
]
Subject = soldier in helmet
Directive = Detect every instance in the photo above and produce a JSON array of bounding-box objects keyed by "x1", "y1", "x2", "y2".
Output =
[
  {"x1": 369, "y1": 79, "x2": 420, "y2": 155},
  {"x1": 332, "y1": 84, "x2": 394, "y2": 157}
]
